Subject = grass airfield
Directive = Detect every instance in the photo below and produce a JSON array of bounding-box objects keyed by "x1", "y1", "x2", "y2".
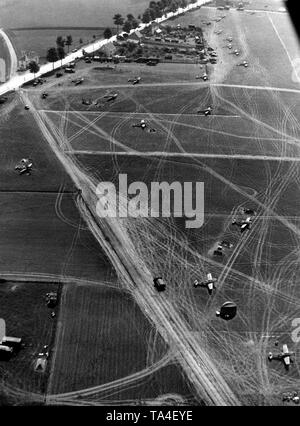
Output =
[{"x1": 1, "y1": 2, "x2": 300, "y2": 406}]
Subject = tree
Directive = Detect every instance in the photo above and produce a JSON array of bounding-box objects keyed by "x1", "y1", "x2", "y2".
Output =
[
  {"x1": 46, "y1": 47, "x2": 59, "y2": 70},
  {"x1": 123, "y1": 21, "x2": 132, "y2": 33},
  {"x1": 56, "y1": 36, "x2": 65, "y2": 48},
  {"x1": 127, "y1": 14, "x2": 135, "y2": 21},
  {"x1": 131, "y1": 19, "x2": 139, "y2": 29},
  {"x1": 28, "y1": 60, "x2": 40, "y2": 78},
  {"x1": 149, "y1": 8, "x2": 157, "y2": 20},
  {"x1": 142, "y1": 9, "x2": 151, "y2": 23},
  {"x1": 65, "y1": 35, "x2": 73, "y2": 52},
  {"x1": 127, "y1": 42, "x2": 136, "y2": 53},
  {"x1": 57, "y1": 46, "x2": 65, "y2": 67},
  {"x1": 113, "y1": 14, "x2": 124, "y2": 34},
  {"x1": 104, "y1": 27, "x2": 112, "y2": 39}
]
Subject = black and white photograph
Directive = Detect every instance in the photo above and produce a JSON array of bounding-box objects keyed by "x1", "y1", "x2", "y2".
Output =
[{"x1": 0, "y1": 0, "x2": 299, "y2": 411}]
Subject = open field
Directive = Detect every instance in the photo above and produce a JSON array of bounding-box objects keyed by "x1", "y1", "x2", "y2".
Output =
[
  {"x1": 170, "y1": 5, "x2": 300, "y2": 89},
  {"x1": 36, "y1": 84, "x2": 300, "y2": 158},
  {"x1": 48, "y1": 284, "x2": 194, "y2": 403},
  {"x1": 0, "y1": 95, "x2": 118, "y2": 404},
  {"x1": 10, "y1": 29, "x2": 108, "y2": 61},
  {"x1": 19, "y1": 3, "x2": 300, "y2": 404}
]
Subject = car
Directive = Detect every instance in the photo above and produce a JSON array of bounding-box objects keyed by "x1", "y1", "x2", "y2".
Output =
[
  {"x1": 65, "y1": 68, "x2": 75, "y2": 73},
  {"x1": 147, "y1": 61, "x2": 157, "y2": 66},
  {"x1": 24, "y1": 105, "x2": 30, "y2": 110},
  {"x1": 71, "y1": 48, "x2": 78, "y2": 53},
  {"x1": 56, "y1": 72, "x2": 63, "y2": 78}
]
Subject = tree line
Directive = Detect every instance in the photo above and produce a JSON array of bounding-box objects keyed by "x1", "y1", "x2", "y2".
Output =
[
  {"x1": 40, "y1": 0, "x2": 196, "y2": 70},
  {"x1": 112, "y1": 0, "x2": 197, "y2": 33}
]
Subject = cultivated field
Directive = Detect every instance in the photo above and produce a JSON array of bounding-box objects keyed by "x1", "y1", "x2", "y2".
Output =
[
  {"x1": 48, "y1": 284, "x2": 195, "y2": 404},
  {"x1": 0, "y1": 281, "x2": 59, "y2": 405}
]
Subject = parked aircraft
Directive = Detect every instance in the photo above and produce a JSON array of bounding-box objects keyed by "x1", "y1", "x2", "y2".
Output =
[
  {"x1": 128, "y1": 76, "x2": 141, "y2": 85},
  {"x1": 232, "y1": 216, "x2": 252, "y2": 233},
  {"x1": 194, "y1": 273, "x2": 217, "y2": 295},
  {"x1": 268, "y1": 344, "x2": 295, "y2": 370},
  {"x1": 15, "y1": 158, "x2": 33, "y2": 175},
  {"x1": 198, "y1": 106, "x2": 213, "y2": 116},
  {"x1": 104, "y1": 92, "x2": 118, "y2": 102}
]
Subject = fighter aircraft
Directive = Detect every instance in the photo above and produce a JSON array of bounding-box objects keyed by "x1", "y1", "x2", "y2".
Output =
[
  {"x1": 194, "y1": 273, "x2": 217, "y2": 295},
  {"x1": 196, "y1": 73, "x2": 208, "y2": 81},
  {"x1": 72, "y1": 77, "x2": 84, "y2": 85},
  {"x1": 15, "y1": 158, "x2": 33, "y2": 175},
  {"x1": 232, "y1": 216, "x2": 252, "y2": 233},
  {"x1": 238, "y1": 60, "x2": 249, "y2": 68},
  {"x1": 128, "y1": 76, "x2": 141, "y2": 85},
  {"x1": 198, "y1": 106, "x2": 213, "y2": 116},
  {"x1": 82, "y1": 98, "x2": 93, "y2": 105},
  {"x1": 132, "y1": 119, "x2": 147, "y2": 130},
  {"x1": 103, "y1": 92, "x2": 118, "y2": 102},
  {"x1": 268, "y1": 344, "x2": 295, "y2": 370}
]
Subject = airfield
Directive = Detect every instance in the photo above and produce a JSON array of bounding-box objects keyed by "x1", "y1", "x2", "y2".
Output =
[{"x1": 1, "y1": 3, "x2": 300, "y2": 406}]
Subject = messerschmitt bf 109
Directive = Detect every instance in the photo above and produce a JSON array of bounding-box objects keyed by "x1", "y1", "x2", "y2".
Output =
[
  {"x1": 194, "y1": 273, "x2": 217, "y2": 295},
  {"x1": 72, "y1": 77, "x2": 84, "y2": 85},
  {"x1": 196, "y1": 73, "x2": 208, "y2": 81},
  {"x1": 268, "y1": 344, "x2": 295, "y2": 370},
  {"x1": 238, "y1": 60, "x2": 249, "y2": 67},
  {"x1": 128, "y1": 76, "x2": 141, "y2": 85},
  {"x1": 232, "y1": 216, "x2": 252, "y2": 233},
  {"x1": 198, "y1": 106, "x2": 213, "y2": 116},
  {"x1": 15, "y1": 158, "x2": 33, "y2": 175},
  {"x1": 103, "y1": 92, "x2": 118, "y2": 102}
]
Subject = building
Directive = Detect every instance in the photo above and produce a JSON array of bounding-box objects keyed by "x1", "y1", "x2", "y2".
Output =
[
  {"x1": 128, "y1": 30, "x2": 143, "y2": 43},
  {"x1": 100, "y1": 41, "x2": 117, "y2": 57},
  {"x1": 18, "y1": 51, "x2": 39, "y2": 71}
]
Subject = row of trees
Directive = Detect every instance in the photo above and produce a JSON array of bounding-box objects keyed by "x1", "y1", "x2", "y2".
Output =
[
  {"x1": 56, "y1": 35, "x2": 73, "y2": 52},
  {"x1": 113, "y1": 0, "x2": 195, "y2": 33},
  {"x1": 142, "y1": 0, "x2": 192, "y2": 23}
]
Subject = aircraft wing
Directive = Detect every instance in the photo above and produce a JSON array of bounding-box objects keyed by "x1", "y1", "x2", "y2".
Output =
[{"x1": 0, "y1": 318, "x2": 6, "y2": 344}]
